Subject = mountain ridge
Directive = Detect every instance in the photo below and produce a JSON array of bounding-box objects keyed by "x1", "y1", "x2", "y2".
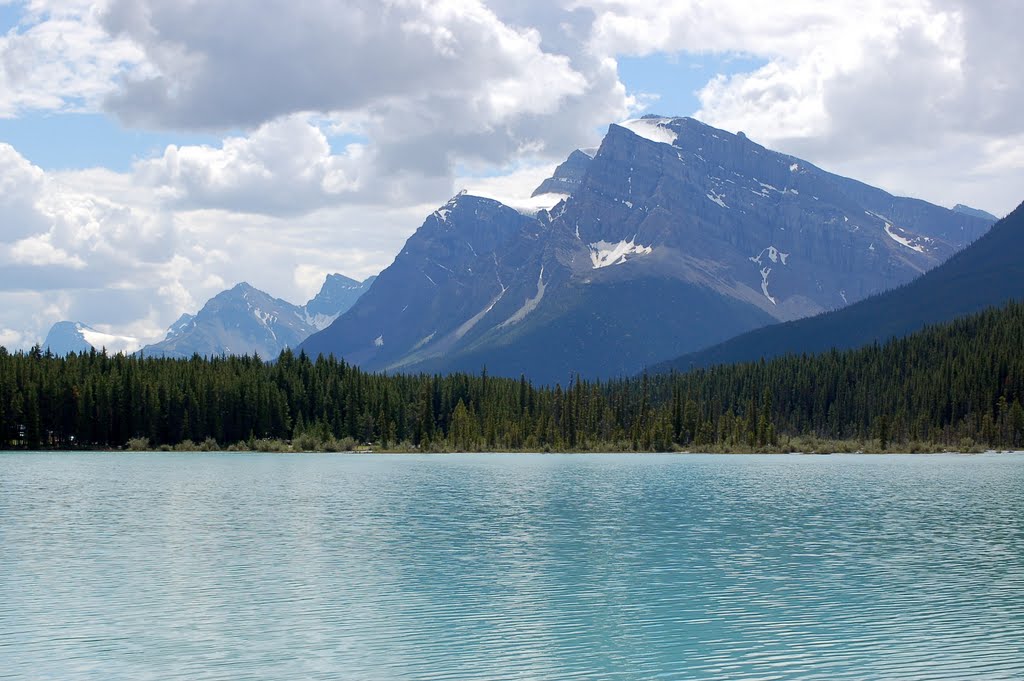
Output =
[
  {"x1": 140, "y1": 274, "x2": 375, "y2": 359},
  {"x1": 39, "y1": 273, "x2": 376, "y2": 358}
]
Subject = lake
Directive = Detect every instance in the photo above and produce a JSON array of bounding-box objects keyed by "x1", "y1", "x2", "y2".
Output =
[{"x1": 1, "y1": 452, "x2": 1022, "y2": 680}]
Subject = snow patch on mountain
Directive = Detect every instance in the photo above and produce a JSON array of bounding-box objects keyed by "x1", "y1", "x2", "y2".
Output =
[
  {"x1": 883, "y1": 221, "x2": 927, "y2": 253},
  {"x1": 706, "y1": 191, "x2": 728, "y2": 208},
  {"x1": 252, "y1": 308, "x2": 279, "y2": 327},
  {"x1": 433, "y1": 194, "x2": 465, "y2": 224},
  {"x1": 164, "y1": 314, "x2": 195, "y2": 341},
  {"x1": 759, "y1": 267, "x2": 777, "y2": 305},
  {"x1": 750, "y1": 246, "x2": 790, "y2": 306},
  {"x1": 304, "y1": 311, "x2": 340, "y2": 331},
  {"x1": 412, "y1": 331, "x2": 436, "y2": 351},
  {"x1": 589, "y1": 238, "x2": 653, "y2": 269},
  {"x1": 750, "y1": 246, "x2": 790, "y2": 266},
  {"x1": 501, "y1": 266, "x2": 546, "y2": 328},
  {"x1": 454, "y1": 291, "x2": 505, "y2": 340},
  {"x1": 619, "y1": 118, "x2": 678, "y2": 146}
]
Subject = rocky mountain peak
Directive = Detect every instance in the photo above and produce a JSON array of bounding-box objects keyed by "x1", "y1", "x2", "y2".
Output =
[
  {"x1": 300, "y1": 115, "x2": 996, "y2": 384},
  {"x1": 140, "y1": 272, "x2": 375, "y2": 359},
  {"x1": 532, "y1": 149, "x2": 594, "y2": 197}
]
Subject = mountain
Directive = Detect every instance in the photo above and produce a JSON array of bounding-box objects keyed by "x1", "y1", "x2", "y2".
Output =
[
  {"x1": 140, "y1": 283, "x2": 314, "y2": 358},
  {"x1": 141, "y1": 274, "x2": 375, "y2": 359},
  {"x1": 304, "y1": 274, "x2": 376, "y2": 330},
  {"x1": 953, "y1": 203, "x2": 999, "y2": 222},
  {"x1": 531, "y1": 148, "x2": 594, "y2": 196},
  {"x1": 300, "y1": 116, "x2": 993, "y2": 384},
  {"x1": 42, "y1": 321, "x2": 140, "y2": 356},
  {"x1": 656, "y1": 199, "x2": 1024, "y2": 372}
]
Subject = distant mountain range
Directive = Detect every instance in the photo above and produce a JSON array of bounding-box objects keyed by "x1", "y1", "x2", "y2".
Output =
[
  {"x1": 654, "y1": 199, "x2": 1024, "y2": 372},
  {"x1": 42, "y1": 274, "x2": 376, "y2": 358},
  {"x1": 300, "y1": 115, "x2": 994, "y2": 384},
  {"x1": 42, "y1": 322, "x2": 141, "y2": 356},
  {"x1": 953, "y1": 204, "x2": 998, "y2": 221}
]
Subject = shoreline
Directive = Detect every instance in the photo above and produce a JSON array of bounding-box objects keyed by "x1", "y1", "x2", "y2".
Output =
[{"x1": 5, "y1": 448, "x2": 1021, "y2": 456}]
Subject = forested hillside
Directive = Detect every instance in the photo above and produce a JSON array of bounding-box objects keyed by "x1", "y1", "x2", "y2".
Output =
[{"x1": 3, "y1": 301, "x2": 1024, "y2": 452}]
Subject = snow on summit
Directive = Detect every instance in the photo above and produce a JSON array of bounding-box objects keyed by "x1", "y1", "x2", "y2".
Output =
[{"x1": 618, "y1": 117, "x2": 678, "y2": 146}]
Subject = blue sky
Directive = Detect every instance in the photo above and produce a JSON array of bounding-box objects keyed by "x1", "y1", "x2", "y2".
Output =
[
  {"x1": 0, "y1": 113, "x2": 220, "y2": 171},
  {"x1": 0, "y1": 3, "x2": 20, "y2": 33},
  {"x1": 0, "y1": 1, "x2": 1022, "y2": 351},
  {"x1": 617, "y1": 52, "x2": 767, "y2": 120}
]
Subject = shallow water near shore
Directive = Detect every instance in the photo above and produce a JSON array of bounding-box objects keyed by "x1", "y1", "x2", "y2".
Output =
[{"x1": 2, "y1": 451, "x2": 1023, "y2": 680}]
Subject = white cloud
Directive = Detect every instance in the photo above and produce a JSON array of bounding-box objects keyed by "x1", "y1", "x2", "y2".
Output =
[
  {"x1": 456, "y1": 160, "x2": 559, "y2": 203},
  {"x1": 93, "y1": 1, "x2": 630, "y2": 217},
  {"x1": 8, "y1": 234, "x2": 86, "y2": 268},
  {"x1": 0, "y1": 143, "x2": 196, "y2": 348},
  {"x1": 0, "y1": 0, "x2": 148, "y2": 117},
  {"x1": 0, "y1": 327, "x2": 24, "y2": 349},
  {"x1": 0, "y1": 142, "x2": 48, "y2": 239},
  {"x1": 583, "y1": 0, "x2": 1024, "y2": 214},
  {"x1": 134, "y1": 115, "x2": 368, "y2": 216},
  {"x1": 100, "y1": 0, "x2": 593, "y2": 131}
]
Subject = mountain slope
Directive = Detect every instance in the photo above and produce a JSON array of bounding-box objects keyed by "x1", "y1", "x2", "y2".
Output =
[
  {"x1": 300, "y1": 116, "x2": 993, "y2": 384},
  {"x1": 300, "y1": 194, "x2": 557, "y2": 370},
  {"x1": 656, "y1": 200, "x2": 1024, "y2": 372},
  {"x1": 141, "y1": 283, "x2": 314, "y2": 358}
]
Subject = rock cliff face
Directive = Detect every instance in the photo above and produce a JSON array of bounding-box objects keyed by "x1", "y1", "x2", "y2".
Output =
[
  {"x1": 565, "y1": 117, "x2": 989, "y2": 320},
  {"x1": 303, "y1": 193, "x2": 553, "y2": 370},
  {"x1": 657, "y1": 199, "x2": 1024, "y2": 372},
  {"x1": 301, "y1": 116, "x2": 994, "y2": 384}
]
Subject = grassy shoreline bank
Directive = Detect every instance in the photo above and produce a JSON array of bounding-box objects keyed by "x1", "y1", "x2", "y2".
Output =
[{"x1": 4, "y1": 435, "x2": 1004, "y2": 455}]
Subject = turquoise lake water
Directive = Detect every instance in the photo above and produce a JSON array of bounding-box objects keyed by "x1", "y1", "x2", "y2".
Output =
[{"x1": 1, "y1": 452, "x2": 1022, "y2": 680}]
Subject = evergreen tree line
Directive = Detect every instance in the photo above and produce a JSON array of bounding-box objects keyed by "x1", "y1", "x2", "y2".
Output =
[{"x1": 2, "y1": 301, "x2": 1023, "y2": 452}]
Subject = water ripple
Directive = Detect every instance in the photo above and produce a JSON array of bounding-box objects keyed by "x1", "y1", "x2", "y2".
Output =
[{"x1": 1, "y1": 452, "x2": 1023, "y2": 680}]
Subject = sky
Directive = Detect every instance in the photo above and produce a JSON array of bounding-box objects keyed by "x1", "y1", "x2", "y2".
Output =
[{"x1": 1, "y1": 0, "x2": 1022, "y2": 351}]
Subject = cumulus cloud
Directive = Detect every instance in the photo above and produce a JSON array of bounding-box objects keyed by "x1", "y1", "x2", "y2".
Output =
[
  {"x1": 0, "y1": 0, "x2": 147, "y2": 117},
  {"x1": 83, "y1": 0, "x2": 633, "y2": 216},
  {"x1": 0, "y1": 143, "x2": 49, "y2": 239},
  {"x1": 100, "y1": 0, "x2": 590, "y2": 128},
  {"x1": 585, "y1": 0, "x2": 1024, "y2": 214},
  {"x1": 0, "y1": 143, "x2": 197, "y2": 347},
  {"x1": 133, "y1": 116, "x2": 366, "y2": 216}
]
